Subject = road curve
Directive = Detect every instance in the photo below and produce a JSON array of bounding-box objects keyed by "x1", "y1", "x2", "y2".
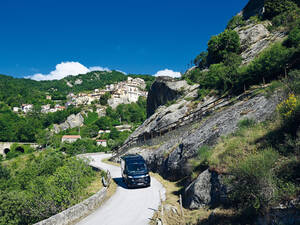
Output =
[{"x1": 76, "y1": 153, "x2": 165, "y2": 225}]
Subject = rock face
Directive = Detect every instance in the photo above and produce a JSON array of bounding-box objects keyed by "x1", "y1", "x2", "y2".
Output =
[
  {"x1": 236, "y1": 23, "x2": 286, "y2": 65},
  {"x1": 53, "y1": 113, "x2": 84, "y2": 133},
  {"x1": 184, "y1": 169, "x2": 227, "y2": 209},
  {"x1": 241, "y1": 0, "x2": 264, "y2": 20},
  {"x1": 115, "y1": 91, "x2": 282, "y2": 181},
  {"x1": 146, "y1": 76, "x2": 197, "y2": 117}
]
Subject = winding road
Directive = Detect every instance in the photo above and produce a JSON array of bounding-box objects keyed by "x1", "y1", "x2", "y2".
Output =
[{"x1": 76, "y1": 153, "x2": 165, "y2": 225}]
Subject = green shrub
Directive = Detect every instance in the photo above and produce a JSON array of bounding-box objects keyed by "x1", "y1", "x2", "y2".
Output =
[
  {"x1": 238, "y1": 118, "x2": 256, "y2": 129},
  {"x1": 285, "y1": 27, "x2": 300, "y2": 48},
  {"x1": 194, "y1": 51, "x2": 208, "y2": 69},
  {"x1": 197, "y1": 145, "x2": 213, "y2": 166},
  {"x1": 83, "y1": 111, "x2": 98, "y2": 125},
  {"x1": 264, "y1": 0, "x2": 297, "y2": 19},
  {"x1": 228, "y1": 149, "x2": 279, "y2": 212},
  {"x1": 239, "y1": 43, "x2": 293, "y2": 90},
  {"x1": 271, "y1": 8, "x2": 300, "y2": 28},
  {"x1": 226, "y1": 15, "x2": 246, "y2": 30},
  {"x1": 207, "y1": 29, "x2": 241, "y2": 65}
]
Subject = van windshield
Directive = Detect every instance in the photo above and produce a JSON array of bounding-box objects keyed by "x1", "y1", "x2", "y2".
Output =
[{"x1": 127, "y1": 163, "x2": 147, "y2": 172}]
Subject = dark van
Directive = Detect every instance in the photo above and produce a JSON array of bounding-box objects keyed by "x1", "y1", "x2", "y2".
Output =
[{"x1": 121, "y1": 154, "x2": 151, "y2": 188}]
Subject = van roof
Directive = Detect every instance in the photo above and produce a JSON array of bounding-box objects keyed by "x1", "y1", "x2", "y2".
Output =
[{"x1": 121, "y1": 154, "x2": 145, "y2": 163}]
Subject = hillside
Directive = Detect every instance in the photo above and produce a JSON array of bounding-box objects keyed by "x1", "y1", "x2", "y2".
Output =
[
  {"x1": 0, "y1": 71, "x2": 154, "y2": 107},
  {"x1": 113, "y1": 0, "x2": 300, "y2": 224}
]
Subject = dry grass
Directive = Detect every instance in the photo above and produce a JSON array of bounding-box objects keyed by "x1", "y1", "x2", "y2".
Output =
[
  {"x1": 83, "y1": 171, "x2": 103, "y2": 197},
  {"x1": 102, "y1": 157, "x2": 120, "y2": 167},
  {"x1": 150, "y1": 172, "x2": 214, "y2": 225}
]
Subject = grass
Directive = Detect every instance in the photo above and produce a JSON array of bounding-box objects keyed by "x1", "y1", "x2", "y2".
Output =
[
  {"x1": 82, "y1": 171, "x2": 104, "y2": 198},
  {"x1": 150, "y1": 172, "x2": 213, "y2": 225},
  {"x1": 207, "y1": 120, "x2": 279, "y2": 172}
]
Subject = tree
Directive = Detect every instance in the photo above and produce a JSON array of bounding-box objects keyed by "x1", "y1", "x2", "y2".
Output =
[
  {"x1": 207, "y1": 29, "x2": 241, "y2": 65},
  {"x1": 194, "y1": 51, "x2": 208, "y2": 69},
  {"x1": 99, "y1": 92, "x2": 111, "y2": 105},
  {"x1": 95, "y1": 116, "x2": 112, "y2": 130},
  {"x1": 264, "y1": 0, "x2": 297, "y2": 19}
]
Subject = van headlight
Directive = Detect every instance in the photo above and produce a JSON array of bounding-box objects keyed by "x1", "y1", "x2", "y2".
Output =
[{"x1": 128, "y1": 176, "x2": 133, "y2": 179}]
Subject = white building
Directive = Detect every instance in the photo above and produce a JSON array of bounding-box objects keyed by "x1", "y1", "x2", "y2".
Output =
[
  {"x1": 13, "y1": 107, "x2": 20, "y2": 112},
  {"x1": 61, "y1": 135, "x2": 81, "y2": 143},
  {"x1": 96, "y1": 139, "x2": 107, "y2": 147},
  {"x1": 22, "y1": 104, "x2": 33, "y2": 113}
]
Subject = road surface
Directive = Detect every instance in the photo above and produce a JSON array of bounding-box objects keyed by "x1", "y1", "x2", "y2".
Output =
[{"x1": 76, "y1": 153, "x2": 165, "y2": 225}]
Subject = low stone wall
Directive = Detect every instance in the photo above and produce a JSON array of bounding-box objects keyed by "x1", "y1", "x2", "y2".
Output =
[
  {"x1": 34, "y1": 187, "x2": 107, "y2": 225},
  {"x1": 34, "y1": 153, "x2": 108, "y2": 225}
]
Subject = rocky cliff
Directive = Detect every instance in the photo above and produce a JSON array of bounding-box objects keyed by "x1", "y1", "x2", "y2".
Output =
[
  {"x1": 115, "y1": 87, "x2": 282, "y2": 181},
  {"x1": 146, "y1": 76, "x2": 197, "y2": 117},
  {"x1": 241, "y1": 0, "x2": 265, "y2": 20}
]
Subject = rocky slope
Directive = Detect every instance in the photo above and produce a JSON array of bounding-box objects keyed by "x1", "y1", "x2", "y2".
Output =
[{"x1": 114, "y1": 85, "x2": 282, "y2": 181}]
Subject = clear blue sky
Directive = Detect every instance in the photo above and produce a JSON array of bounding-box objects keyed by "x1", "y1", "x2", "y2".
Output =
[{"x1": 0, "y1": 0, "x2": 249, "y2": 78}]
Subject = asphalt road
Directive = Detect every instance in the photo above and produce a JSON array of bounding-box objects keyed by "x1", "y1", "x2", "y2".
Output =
[{"x1": 76, "y1": 153, "x2": 165, "y2": 225}]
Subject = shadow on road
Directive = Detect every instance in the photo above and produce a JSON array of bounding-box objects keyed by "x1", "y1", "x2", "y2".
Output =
[
  {"x1": 113, "y1": 177, "x2": 128, "y2": 189},
  {"x1": 113, "y1": 177, "x2": 150, "y2": 190}
]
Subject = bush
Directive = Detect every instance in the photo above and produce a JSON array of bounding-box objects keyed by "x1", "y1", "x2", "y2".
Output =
[
  {"x1": 197, "y1": 145, "x2": 213, "y2": 166},
  {"x1": 264, "y1": 0, "x2": 298, "y2": 19},
  {"x1": 193, "y1": 51, "x2": 208, "y2": 69},
  {"x1": 226, "y1": 15, "x2": 246, "y2": 30},
  {"x1": 277, "y1": 93, "x2": 299, "y2": 121},
  {"x1": 0, "y1": 150, "x2": 96, "y2": 224},
  {"x1": 271, "y1": 8, "x2": 300, "y2": 28},
  {"x1": 238, "y1": 43, "x2": 293, "y2": 90},
  {"x1": 238, "y1": 118, "x2": 256, "y2": 129},
  {"x1": 285, "y1": 27, "x2": 300, "y2": 48},
  {"x1": 228, "y1": 149, "x2": 279, "y2": 212},
  {"x1": 207, "y1": 29, "x2": 241, "y2": 65}
]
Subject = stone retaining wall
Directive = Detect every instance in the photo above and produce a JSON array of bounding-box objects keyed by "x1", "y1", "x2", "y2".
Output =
[{"x1": 34, "y1": 154, "x2": 108, "y2": 225}]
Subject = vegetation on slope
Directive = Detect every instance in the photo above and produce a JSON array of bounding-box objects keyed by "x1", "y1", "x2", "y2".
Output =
[
  {"x1": 186, "y1": 1, "x2": 300, "y2": 98},
  {"x1": 189, "y1": 71, "x2": 300, "y2": 223},
  {"x1": 0, "y1": 150, "x2": 99, "y2": 225}
]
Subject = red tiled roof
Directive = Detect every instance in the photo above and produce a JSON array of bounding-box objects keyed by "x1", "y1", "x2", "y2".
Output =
[{"x1": 96, "y1": 139, "x2": 107, "y2": 142}]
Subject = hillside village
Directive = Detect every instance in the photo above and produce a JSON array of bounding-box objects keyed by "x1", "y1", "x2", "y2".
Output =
[{"x1": 12, "y1": 76, "x2": 147, "y2": 114}]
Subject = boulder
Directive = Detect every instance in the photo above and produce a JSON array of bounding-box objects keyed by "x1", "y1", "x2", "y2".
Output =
[{"x1": 184, "y1": 169, "x2": 227, "y2": 209}]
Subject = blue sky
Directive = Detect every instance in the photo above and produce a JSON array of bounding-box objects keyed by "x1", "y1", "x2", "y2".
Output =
[{"x1": 0, "y1": 0, "x2": 248, "y2": 79}]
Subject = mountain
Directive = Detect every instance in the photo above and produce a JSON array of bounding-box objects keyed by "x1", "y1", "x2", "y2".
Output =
[{"x1": 0, "y1": 71, "x2": 154, "y2": 107}]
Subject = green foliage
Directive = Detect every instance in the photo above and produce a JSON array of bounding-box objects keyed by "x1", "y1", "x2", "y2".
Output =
[
  {"x1": 0, "y1": 150, "x2": 96, "y2": 224},
  {"x1": 270, "y1": 8, "x2": 300, "y2": 29},
  {"x1": 207, "y1": 29, "x2": 241, "y2": 65},
  {"x1": 80, "y1": 124, "x2": 99, "y2": 138},
  {"x1": 99, "y1": 92, "x2": 111, "y2": 105},
  {"x1": 264, "y1": 0, "x2": 298, "y2": 19},
  {"x1": 61, "y1": 139, "x2": 103, "y2": 155},
  {"x1": 285, "y1": 26, "x2": 300, "y2": 48},
  {"x1": 95, "y1": 116, "x2": 113, "y2": 130},
  {"x1": 238, "y1": 118, "x2": 256, "y2": 129},
  {"x1": 226, "y1": 15, "x2": 246, "y2": 30},
  {"x1": 83, "y1": 111, "x2": 99, "y2": 125},
  {"x1": 197, "y1": 145, "x2": 213, "y2": 166},
  {"x1": 193, "y1": 51, "x2": 208, "y2": 69},
  {"x1": 286, "y1": 70, "x2": 300, "y2": 94},
  {"x1": 228, "y1": 149, "x2": 279, "y2": 212},
  {"x1": 0, "y1": 104, "x2": 81, "y2": 142},
  {"x1": 238, "y1": 43, "x2": 293, "y2": 91}
]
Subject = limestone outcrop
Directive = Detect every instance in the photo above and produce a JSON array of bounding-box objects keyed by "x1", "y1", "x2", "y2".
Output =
[
  {"x1": 146, "y1": 76, "x2": 198, "y2": 117},
  {"x1": 236, "y1": 22, "x2": 286, "y2": 65},
  {"x1": 53, "y1": 113, "x2": 84, "y2": 134},
  {"x1": 183, "y1": 169, "x2": 227, "y2": 209}
]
